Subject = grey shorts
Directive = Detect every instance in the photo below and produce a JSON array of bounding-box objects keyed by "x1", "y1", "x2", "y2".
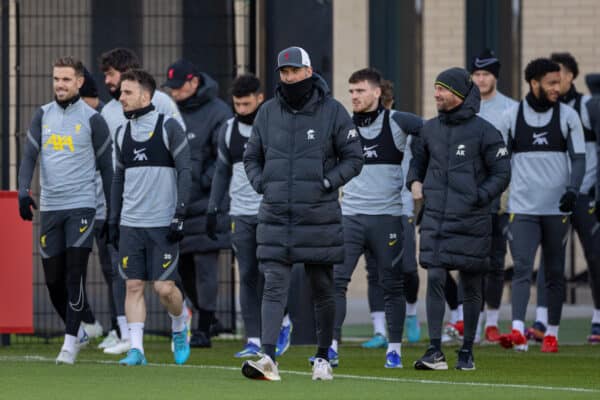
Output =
[
  {"x1": 39, "y1": 208, "x2": 96, "y2": 258},
  {"x1": 118, "y1": 226, "x2": 180, "y2": 282}
]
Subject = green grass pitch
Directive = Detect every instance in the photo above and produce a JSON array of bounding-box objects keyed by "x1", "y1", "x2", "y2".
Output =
[{"x1": 1, "y1": 334, "x2": 599, "y2": 400}]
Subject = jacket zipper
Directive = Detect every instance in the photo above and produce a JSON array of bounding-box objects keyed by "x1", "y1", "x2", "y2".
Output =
[
  {"x1": 434, "y1": 125, "x2": 451, "y2": 266},
  {"x1": 287, "y1": 112, "x2": 296, "y2": 260}
]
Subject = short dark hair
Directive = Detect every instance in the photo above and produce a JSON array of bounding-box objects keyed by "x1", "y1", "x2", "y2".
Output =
[
  {"x1": 99, "y1": 48, "x2": 141, "y2": 73},
  {"x1": 524, "y1": 58, "x2": 560, "y2": 83},
  {"x1": 53, "y1": 56, "x2": 84, "y2": 76},
  {"x1": 550, "y1": 52, "x2": 579, "y2": 79},
  {"x1": 348, "y1": 68, "x2": 382, "y2": 87},
  {"x1": 120, "y1": 69, "x2": 156, "y2": 97},
  {"x1": 231, "y1": 74, "x2": 261, "y2": 97}
]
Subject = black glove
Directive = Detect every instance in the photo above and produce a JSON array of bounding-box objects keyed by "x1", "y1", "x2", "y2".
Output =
[
  {"x1": 588, "y1": 186, "x2": 596, "y2": 200},
  {"x1": 559, "y1": 190, "x2": 577, "y2": 213},
  {"x1": 206, "y1": 212, "x2": 218, "y2": 241},
  {"x1": 99, "y1": 219, "x2": 109, "y2": 241},
  {"x1": 18, "y1": 194, "x2": 37, "y2": 221},
  {"x1": 166, "y1": 216, "x2": 185, "y2": 243},
  {"x1": 108, "y1": 223, "x2": 120, "y2": 250}
]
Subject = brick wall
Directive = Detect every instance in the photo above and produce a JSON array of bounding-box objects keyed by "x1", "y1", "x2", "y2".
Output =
[
  {"x1": 522, "y1": 0, "x2": 600, "y2": 96},
  {"x1": 422, "y1": 0, "x2": 466, "y2": 119}
]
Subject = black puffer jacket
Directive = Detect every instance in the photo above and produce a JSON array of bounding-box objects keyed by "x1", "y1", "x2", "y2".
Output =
[
  {"x1": 407, "y1": 84, "x2": 510, "y2": 271},
  {"x1": 243, "y1": 74, "x2": 363, "y2": 264},
  {"x1": 179, "y1": 73, "x2": 233, "y2": 254}
]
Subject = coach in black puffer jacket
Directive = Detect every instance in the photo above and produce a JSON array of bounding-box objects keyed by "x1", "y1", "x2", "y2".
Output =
[
  {"x1": 244, "y1": 73, "x2": 363, "y2": 265},
  {"x1": 408, "y1": 67, "x2": 510, "y2": 370},
  {"x1": 240, "y1": 47, "x2": 362, "y2": 369},
  {"x1": 407, "y1": 70, "x2": 510, "y2": 272},
  {"x1": 177, "y1": 72, "x2": 232, "y2": 253}
]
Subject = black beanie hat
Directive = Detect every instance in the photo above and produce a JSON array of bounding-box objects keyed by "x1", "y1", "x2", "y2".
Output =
[
  {"x1": 469, "y1": 49, "x2": 500, "y2": 78},
  {"x1": 79, "y1": 67, "x2": 98, "y2": 98},
  {"x1": 435, "y1": 67, "x2": 472, "y2": 100},
  {"x1": 585, "y1": 73, "x2": 600, "y2": 95}
]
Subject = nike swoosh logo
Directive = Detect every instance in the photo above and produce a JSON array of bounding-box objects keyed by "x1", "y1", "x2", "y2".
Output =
[
  {"x1": 79, "y1": 226, "x2": 88, "y2": 233},
  {"x1": 363, "y1": 144, "x2": 379, "y2": 151},
  {"x1": 162, "y1": 261, "x2": 171, "y2": 268},
  {"x1": 533, "y1": 132, "x2": 548, "y2": 139},
  {"x1": 388, "y1": 239, "x2": 397, "y2": 246},
  {"x1": 474, "y1": 57, "x2": 498, "y2": 68}
]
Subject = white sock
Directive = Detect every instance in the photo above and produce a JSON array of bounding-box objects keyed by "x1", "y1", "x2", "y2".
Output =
[
  {"x1": 129, "y1": 322, "x2": 145, "y2": 354},
  {"x1": 62, "y1": 334, "x2": 77, "y2": 353},
  {"x1": 457, "y1": 305, "x2": 464, "y2": 321},
  {"x1": 77, "y1": 325, "x2": 86, "y2": 340},
  {"x1": 371, "y1": 311, "x2": 386, "y2": 336},
  {"x1": 331, "y1": 339, "x2": 338, "y2": 352},
  {"x1": 117, "y1": 316, "x2": 130, "y2": 341},
  {"x1": 512, "y1": 320, "x2": 525, "y2": 334},
  {"x1": 247, "y1": 337, "x2": 261, "y2": 347},
  {"x1": 477, "y1": 312, "x2": 485, "y2": 332},
  {"x1": 406, "y1": 302, "x2": 417, "y2": 317},
  {"x1": 281, "y1": 314, "x2": 291, "y2": 327},
  {"x1": 169, "y1": 308, "x2": 187, "y2": 333},
  {"x1": 592, "y1": 309, "x2": 600, "y2": 324},
  {"x1": 387, "y1": 342, "x2": 401, "y2": 354},
  {"x1": 536, "y1": 307, "x2": 548, "y2": 326},
  {"x1": 485, "y1": 309, "x2": 499, "y2": 327},
  {"x1": 450, "y1": 309, "x2": 459, "y2": 324},
  {"x1": 545, "y1": 324, "x2": 559, "y2": 338}
]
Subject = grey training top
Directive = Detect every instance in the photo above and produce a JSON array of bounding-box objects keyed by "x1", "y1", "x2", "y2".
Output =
[
  {"x1": 96, "y1": 90, "x2": 186, "y2": 218},
  {"x1": 208, "y1": 117, "x2": 262, "y2": 216},
  {"x1": 341, "y1": 110, "x2": 417, "y2": 216},
  {"x1": 567, "y1": 94, "x2": 596, "y2": 194},
  {"x1": 18, "y1": 98, "x2": 113, "y2": 212},
  {"x1": 478, "y1": 90, "x2": 517, "y2": 140},
  {"x1": 109, "y1": 110, "x2": 191, "y2": 228},
  {"x1": 497, "y1": 100, "x2": 586, "y2": 215}
]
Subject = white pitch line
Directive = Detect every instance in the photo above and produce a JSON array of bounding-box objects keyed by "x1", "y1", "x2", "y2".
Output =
[{"x1": 1, "y1": 355, "x2": 598, "y2": 394}]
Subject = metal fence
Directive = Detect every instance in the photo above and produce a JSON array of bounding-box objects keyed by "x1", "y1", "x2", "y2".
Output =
[{"x1": 1, "y1": 0, "x2": 250, "y2": 342}]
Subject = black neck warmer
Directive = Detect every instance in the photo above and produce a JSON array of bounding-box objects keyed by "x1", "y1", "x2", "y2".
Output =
[
  {"x1": 237, "y1": 104, "x2": 261, "y2": 125},
  {"x1": 55, "y1": 94, "x2": 80, "y2": 109},
  {"x1": 123, "y1": 103, "x2": 155, "y2": 120},
  {"x1": 280, "y1": 78, "x2": 314, "y2": 110},
  {"x1": 526, "y1": 91, "x2": 554, "y2": 113},
  {"x1": 559, "y1": 84, "x2": 578, "y2": 104},
  {"x1": 353, "y1": 104, "x2": 384, "y2": 127}
]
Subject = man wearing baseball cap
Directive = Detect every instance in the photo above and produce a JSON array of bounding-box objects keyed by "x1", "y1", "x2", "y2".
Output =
[
  {"x1": 408, "y1": 67, "x2": 510, "y2": 371},
  {"x1": 241, "y1": 46, "x2": 363, "y2": 381},
  {"x1": 163, "y1": 59, "x2": 232, "y2": 348},
  {"x1": 469, "y1": 49, "x2": 517, "y2": 343}
]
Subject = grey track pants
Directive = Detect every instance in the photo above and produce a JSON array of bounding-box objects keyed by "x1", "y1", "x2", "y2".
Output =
[
  {"x1": 334, "y1": 215, "x2": 406, "y2": 343},
  {"x1": 427, "y1": 267, "x2": 482, "y2": 344},
  {"x1": 508, "y1": 214, "x2": 569, "y2": 325},
  {"x1": 260, "y1": 262, "x2": 334, "y2": 349},
  {"x1": 231, "y1": 215, "x2": 263, "y2": 338}
]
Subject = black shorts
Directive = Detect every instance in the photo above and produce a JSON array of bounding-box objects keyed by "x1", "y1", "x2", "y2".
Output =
[
  {"x1": 118, "y1": 226, "x2": 180, "y2": 282},
  {"x1": 39, "y1": 208, "x2": 96, "y2": 258}
]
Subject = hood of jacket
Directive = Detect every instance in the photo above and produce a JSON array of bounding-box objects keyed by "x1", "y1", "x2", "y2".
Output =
[
  {"x1": 438, "y1": 83, "x2": 481, "y2": 125},
  {"x1": 178, "y1": 72, "x2": 220, "y2": 110}
]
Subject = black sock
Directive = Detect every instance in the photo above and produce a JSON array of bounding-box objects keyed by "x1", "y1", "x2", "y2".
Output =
[
  {"x1": 197, "y1": 308, "x2": 214, "y2": 334},
  {"x1": 430, "y1": 338, "x2": 441, "y2": 351},
  {"x1": 462, "y1": 339, "x2": 474, "y2": 352},
  {"x1": 316, "y1": 347, "x2": 329, "y2": 361},
  {"x1": 263, "y1": 344, "x2": 276, "y2": 361}
]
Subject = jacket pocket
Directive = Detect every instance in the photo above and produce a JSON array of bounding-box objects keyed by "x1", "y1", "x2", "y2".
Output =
[{"x1": 447, "y1": 160, "x2": 478, "y2": 209}]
